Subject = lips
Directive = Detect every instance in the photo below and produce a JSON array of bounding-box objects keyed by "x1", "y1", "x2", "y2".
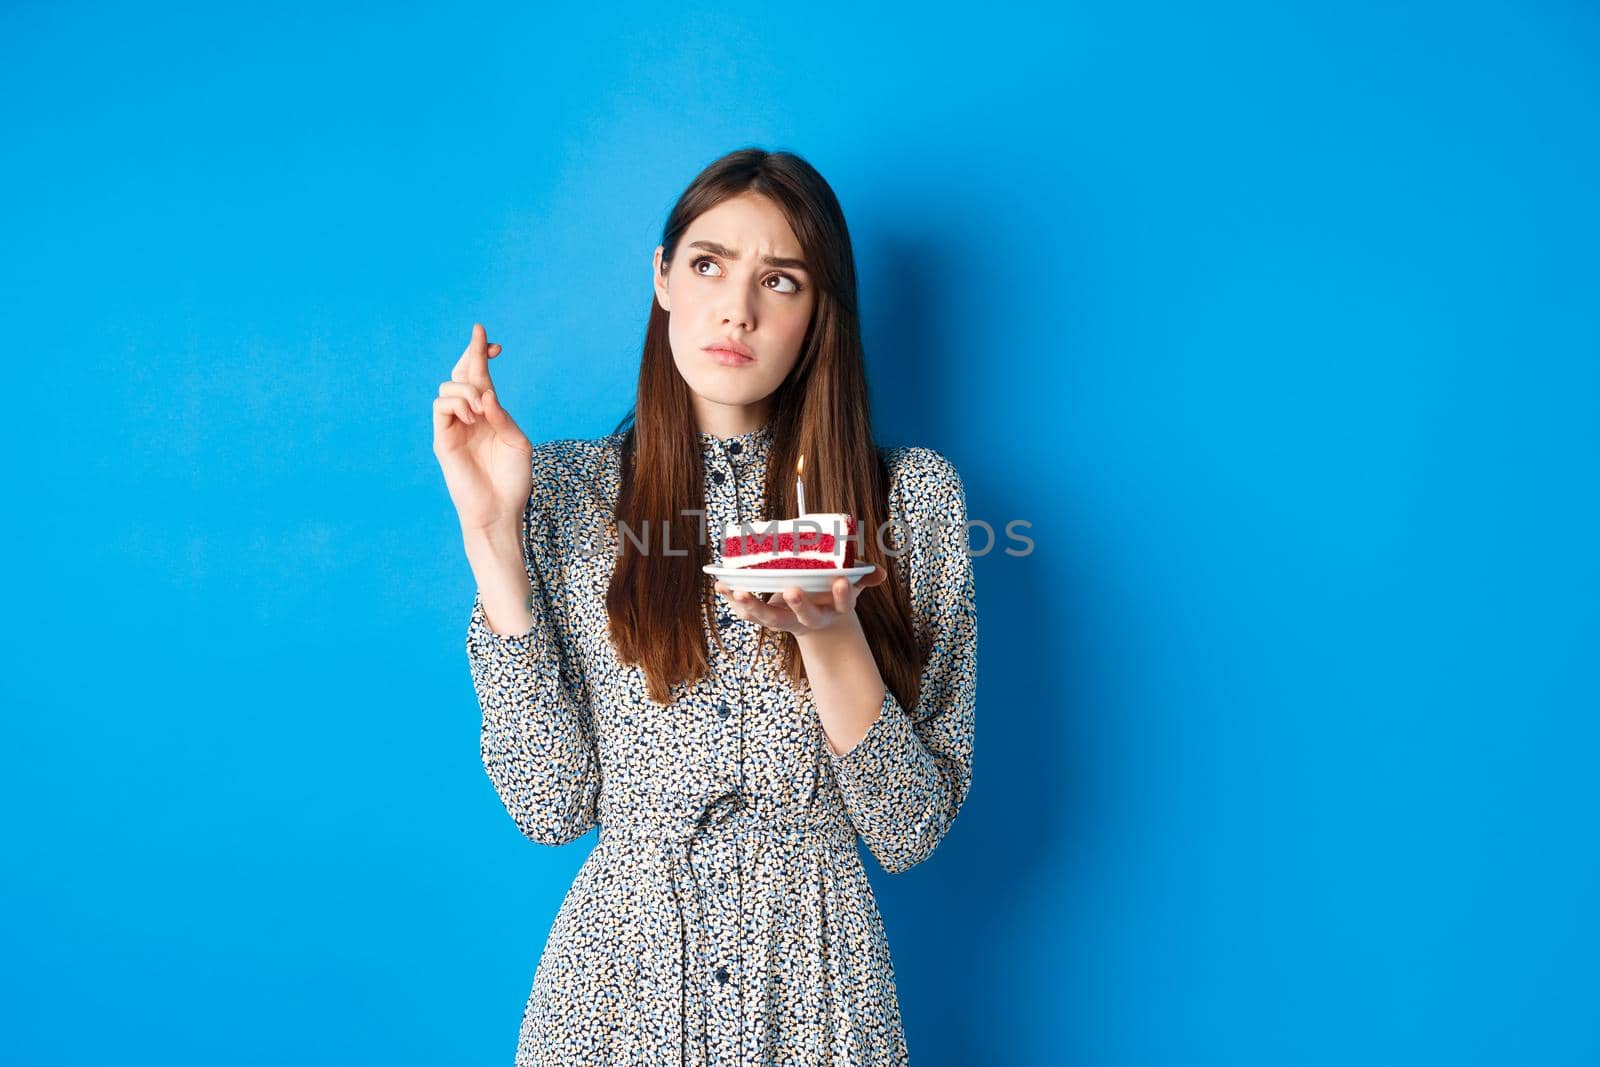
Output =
[
  {"x1": 704, "y1": 339, "x2": 755, "y2": 360},
  {"x1": 706, "y1": 346, "x2": 755, "y2": 367}
]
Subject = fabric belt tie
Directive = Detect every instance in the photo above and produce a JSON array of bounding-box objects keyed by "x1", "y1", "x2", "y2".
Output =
[{"x1": 597, "y1": 795, "x2": 857, "y2": 1066}]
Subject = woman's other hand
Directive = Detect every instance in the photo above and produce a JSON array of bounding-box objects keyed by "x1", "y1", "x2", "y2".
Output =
[
  {"x1": 433, "y1": 323, "x2": 533, "y2": 533},
  {"x1": 714, "y1": 567, "x2": 888, "y2": 636}
]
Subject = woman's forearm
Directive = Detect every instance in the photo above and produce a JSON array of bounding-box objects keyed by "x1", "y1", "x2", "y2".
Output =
[
  {"x1": 796, "y1": 614, "x2": 888, "y2": 757},
  {"x1": 463, "y1": 521, "x2": 535, "y2": 636}
]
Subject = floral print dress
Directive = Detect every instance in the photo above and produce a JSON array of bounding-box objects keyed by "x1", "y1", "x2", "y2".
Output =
[{"x1": 464, "y1": 419, "x2": 977, "y2": 1066}]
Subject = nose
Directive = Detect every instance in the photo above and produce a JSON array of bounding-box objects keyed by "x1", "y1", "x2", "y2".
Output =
[{"x1": 720, "y1": 287, "x2": 755, "y2": 332}]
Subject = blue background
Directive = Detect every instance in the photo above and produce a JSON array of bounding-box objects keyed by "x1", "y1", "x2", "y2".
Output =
[{"x1": 3, "y1": 2, "x2": 1596, "y2": 1064}]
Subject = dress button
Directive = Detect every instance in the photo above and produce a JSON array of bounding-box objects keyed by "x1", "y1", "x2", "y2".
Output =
[
  {"x1": 711, "y1": 469, "x2": 726, "y2": 485},
  {"x1": 717, "y1": 701, "x2": 730, "y2": 720},
  {"x1": 714, "y1": 967, "x2": 730, "y2": 985},
  {"x1": 728, "y1": 440, "x2": 742, "y2": 455}
]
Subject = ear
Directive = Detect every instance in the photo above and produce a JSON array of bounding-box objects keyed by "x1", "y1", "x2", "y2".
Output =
[{"x1": 652, "y1": 245, "x2": 671, "y2": 313}]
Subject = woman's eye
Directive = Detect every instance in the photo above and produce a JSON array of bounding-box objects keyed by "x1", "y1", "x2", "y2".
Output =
[{"x1": 689, "y1": 255, "x2": 803, "y2": 295}]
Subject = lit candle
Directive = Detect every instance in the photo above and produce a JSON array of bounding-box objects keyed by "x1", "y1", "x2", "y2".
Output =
[{"x1": 795, "y1": 452, "x2": 807, "y2": 515}]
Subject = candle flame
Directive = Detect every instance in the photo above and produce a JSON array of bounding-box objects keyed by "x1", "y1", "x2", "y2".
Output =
[{"x1": 796, "y1": 453, "x2": 805, "y2": 476}]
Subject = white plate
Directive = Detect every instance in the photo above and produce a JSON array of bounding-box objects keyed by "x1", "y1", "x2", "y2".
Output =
[{"x1": 703, "y1": 563, "x2": 877, "y2": 594}]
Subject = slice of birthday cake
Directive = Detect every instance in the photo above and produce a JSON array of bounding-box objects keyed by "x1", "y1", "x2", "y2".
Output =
[{"x1": 721, "y1": 513, "x2": 859, "y2": 570}]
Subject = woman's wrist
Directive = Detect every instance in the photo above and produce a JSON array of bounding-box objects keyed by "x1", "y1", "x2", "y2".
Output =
[
  {"x1": 461, "y1": 518, "x2": 523, "y2": 567},
  {"x1": 796, "y1": 612, "x2": 886, "y2": 756},
  {"x1": 461, "y1": 519, "x2": 535, "y2": 637},
  {"x1": 793, "y1": 608, "x2": 865, "y2": 651}
]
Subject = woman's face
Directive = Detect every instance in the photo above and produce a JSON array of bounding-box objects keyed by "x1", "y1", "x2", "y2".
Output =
[{"x1": 653, "y1": 192, "x2": 816, "y2": 430}]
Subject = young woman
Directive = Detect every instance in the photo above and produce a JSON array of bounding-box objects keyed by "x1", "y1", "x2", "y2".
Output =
[{"x1": 433, "y1": 148, "x2": 977, "y2": 1066}]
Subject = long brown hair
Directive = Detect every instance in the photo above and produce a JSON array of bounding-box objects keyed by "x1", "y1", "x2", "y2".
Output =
[{"x1": 603, "y1": 147, "x2": 923, "y2": 709}]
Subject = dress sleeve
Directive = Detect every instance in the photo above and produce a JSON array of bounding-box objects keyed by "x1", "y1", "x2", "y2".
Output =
[
  {"x1": 828, "y1": 448, "x2": 977, "y2": 874},
  {"x1": 465, "y1": 451, "x2": 600, "y2": 847}
]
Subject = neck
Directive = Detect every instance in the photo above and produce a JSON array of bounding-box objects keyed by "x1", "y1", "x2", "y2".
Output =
[{"x1": 694, "y1": 397, "x2": 771, "y2": 440}]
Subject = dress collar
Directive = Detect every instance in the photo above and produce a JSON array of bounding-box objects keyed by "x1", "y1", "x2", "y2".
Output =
[{"x1": 697, "y1": 419, "x2": 774, "y2": 466}]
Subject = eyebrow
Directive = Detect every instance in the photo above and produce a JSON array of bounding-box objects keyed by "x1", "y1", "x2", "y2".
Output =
[{"x1": 687, "y1": 240, "x2": 809, "y2": 272}]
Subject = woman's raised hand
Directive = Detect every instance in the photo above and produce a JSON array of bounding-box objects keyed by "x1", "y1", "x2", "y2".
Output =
[{"x1": 432, "y1": 323, "x2": 534, "y2": 533}]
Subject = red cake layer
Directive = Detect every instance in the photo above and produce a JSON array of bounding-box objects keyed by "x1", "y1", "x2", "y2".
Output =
[
  {"x1": 724, "y1": 530, "x2": 853, "y2": 558},
  {"x1": 734, "y1": 557, "x2": 849, "y2": 570},
  {"x1": 722, "y1": 515, "x2": 858, "y2": 569}
]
